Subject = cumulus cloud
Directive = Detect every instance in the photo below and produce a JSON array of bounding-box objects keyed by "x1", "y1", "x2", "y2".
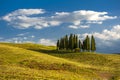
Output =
[
  {"x1": 79, "y1": 25, "x2": 120, "y2": 53},
  {"x1": 79, "y1": 25, "x2": 120, "y2": 40},
  {"x1": 39, "y1": 38, "x2": 56, "y2": 46},
  {"x1": 94, "y1": 25, "x2": 120, "y2": 41},
  {"x1": 52, "y1": 10, "x2": 117, "y2": 29},
  {"x1": 2, "y1": 9, "x2": 117, "y2": 29}
]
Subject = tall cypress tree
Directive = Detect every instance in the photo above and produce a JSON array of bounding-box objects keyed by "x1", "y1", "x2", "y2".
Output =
[
  {"x1": 59, "y1": 39, "x2": 61, "y2": 50},
  {"x1": 69, "y1": 34, "x2": 71, "y2": 50},
  {"x1": 91, "y1": 35, "x2": 96, "y2": 52},
  {"x1": 73, "y1": 34, "x2": 76, "y2": 49},
  {"x1": 59, "y1": 38, "x2": 63, "y2": 50},
  {"x1": 79, "y1": 39, "x2": 82, "y2": 51},
  {"x1": 62, "y1": 37, "x2": 65, "y2": 49},
  {"x1": 57, "y1": 40, "x2": 60, "y2": 50},
  {"x1": 75, "y1": 35, "x2": 78, "y2": 48},
  {"x1": 86, "y1": 35, "x2": 90, "y2": 51},
  {"x1": 82, "y1": 39, "x2": 86, "y2": 51},
  {"x1": 56, "y1": 34, "x2": 97, "y2": 53},
  {"x1": 69, "y1": 34, "x2": 74, "y2": 50},
  {"x1": 65, "y1": 35, "x2": 69, "y2": 50}
]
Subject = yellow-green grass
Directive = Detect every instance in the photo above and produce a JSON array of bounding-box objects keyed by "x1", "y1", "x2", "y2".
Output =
[
  {"x1": 2, "y1": 43, "x2": 119, "y2": 71},
  {"x1": 0, "y1": 42, "x2": 56, "y2": 50},
  {"x1": 51, "y1": 52, "x2": 120, "y2": 69},
  {"x1": 0, "y1": 43, "x2": 102, "y2": 80},
  {"x1": 51, "y1": 52, "x2": 120, "y2": 79},
  {"x1": 0, "y1": 43, "x2": 120, "y2": 80},
  {"x1": 0, "y1": 65, "x2": 93, "y2": 80}
]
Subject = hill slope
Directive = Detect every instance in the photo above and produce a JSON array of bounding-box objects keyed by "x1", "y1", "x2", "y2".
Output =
[
  {"x1": 0, "y1": 43, "x2": 100, "y2": 80},
  {"x1": 0, "y1": 43, "x2": 120, "y2": 80}
]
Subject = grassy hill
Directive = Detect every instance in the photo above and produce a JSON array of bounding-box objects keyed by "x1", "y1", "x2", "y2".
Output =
[{"x1": 0, "y1": 43, "x2": 120, "y2": 80}]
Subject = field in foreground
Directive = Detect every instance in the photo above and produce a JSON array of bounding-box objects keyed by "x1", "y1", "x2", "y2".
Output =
[{"x1": 0, "y1": 43, "x2": 120, "y2": 80}]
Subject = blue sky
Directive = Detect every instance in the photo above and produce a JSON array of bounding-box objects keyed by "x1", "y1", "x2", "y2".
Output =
[{"x1": 0, "y1": 0, "x2": 120, "y2": 53}]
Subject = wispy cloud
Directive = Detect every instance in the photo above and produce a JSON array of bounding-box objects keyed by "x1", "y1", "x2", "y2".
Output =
[
  {"x1": 68, "y1": 25, "x2": 89, "y2": 29},
  {"x1": 3, "y1": 34, "x2": 35, "y2": 43},
  {"x1": 16, "y1": 32, "x2": 29, "y2": 36},
  {"x1": 2, "y1": 9, "x2": 117, "y2": 29},
  {"x1": 3, "y1": 9, "x2": 45, "y2": 22},
  {"x1": 0, "y1": 37, "x2": 3, "y2": 40}
]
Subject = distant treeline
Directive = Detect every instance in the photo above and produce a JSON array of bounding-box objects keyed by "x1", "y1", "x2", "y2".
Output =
[{"x1": 56, "y1": 34, "x2": 96, "y2": 52}]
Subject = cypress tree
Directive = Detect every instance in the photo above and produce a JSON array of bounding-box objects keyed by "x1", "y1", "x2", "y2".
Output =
[
  {"x1": 59, "y1": 38, "x2": 63, "y2": 50},
  {"x1": 65, "y1": 35, "x2": 69, "y2": 50},
  {"x1": 73, "y1": 34, "x2": 76, "y2": 49},
  {"x1": 79, "y1": 39, "x2": 82, "y2": 51},
  {"x1": 91, "y1": 35, "x2": 96, "y2": 52},
  {"x1": 82, "y1": 40, "x2": 85, "y2": 51},
  {"x1": 63, "y1": 37, "x2": 66, "y2": 49},
  {"x1": 57, "y1": 34, "x2": 96, "y2": 52},
  {"x1": 75, "y1": 35, "x2": 78, "y2": 48},
  {"x1": 82, "y1": 39, "x2": 86, "y2": 51},
  {"x1": 86, "y1": 35, "x2": 90, "y2": 52},
  {"x1": 69, "y1": 34, "x2": 74, "y2": 50},
  {"x1": 68, "y1": 35, "x2": 71, "y2": 50},
  {"x1": 57, "y1": 40, "x2": 60, "y2": 50},
  {"x1": 61, "y1": 37, "x2": 65, "y2": 49}
]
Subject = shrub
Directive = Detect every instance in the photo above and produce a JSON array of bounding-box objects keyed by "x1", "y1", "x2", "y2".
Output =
[{"x1": 74, "y1": 48, "x2": 80, "y2": 52}]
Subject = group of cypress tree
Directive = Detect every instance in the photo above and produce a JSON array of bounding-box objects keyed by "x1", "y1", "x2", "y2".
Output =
[{"x1": 57, "y1": 34, "x2": 96, "y2": 52}]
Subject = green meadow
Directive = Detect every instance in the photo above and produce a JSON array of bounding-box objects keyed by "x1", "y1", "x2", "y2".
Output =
[{"x1": 0, "y1": 43, "x2": 120, "y2": 80}]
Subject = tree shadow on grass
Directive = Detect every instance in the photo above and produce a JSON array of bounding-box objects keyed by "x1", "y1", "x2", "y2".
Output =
[{"x1": 28, "y1": 49, "x2": 73, "y2": 54}]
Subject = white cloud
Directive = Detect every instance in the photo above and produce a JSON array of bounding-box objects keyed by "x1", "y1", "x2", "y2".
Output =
[
  {"x1": 5, "y1": 37, "x2": 22, "y2": 43},
  {"x1": 3, "y1": 34, "x2": 36, "y2": 43},
  {"x1": 55, "y1": 12, "x2": 70, "y2": 16},
  {"x1": 79, "y1": 25, "x2": 120, "y2": 41},
  {"x1": 39, "y1": 38, "x2": 56, "y2": 46},
  {"x1": 68, "y1": 25, "x2": 78, "y2": 29},
  {"x1": 1, "y1": 37, "x2": 55, "y2": 46},
  {"x1": 68, "y1": 25, "x2": 89, "y2": 29},
  {"x1": 78, "y1": 25, "x2": 120, "y2": 53},
  {"x1": 23, "y1": 37, "x2": 27, "y2": 40},
  {"x1": 94, "y1": 25, "x2": 120, "y2": 40},
  {"x1": 0, "y1": 37, "x2": 3, "y2": 40},
  {"x1": 2, "y1": 9, "x2": 117, "y2": 29},
  {"x1": 53, "y1": 10, "x2": 116, "y2": 29},
  {"x1": 2, "y1": 9, "x2": 49, "y2": 29},
  {"x1": 3, "y1": 9, "x2": 45, "y2": 21},
  {"x1": 0, "y1": 37, "x2": 4, "y2": 42},
  {"x1": 31, "y1": 35, "x2": 35, "y2": 38},
  {"x1": 49, "y1": 21, "x2": 61, "y2": 26},
  {"x1": 17, "y1": 32, "x2": 29, "y2": 36}
]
